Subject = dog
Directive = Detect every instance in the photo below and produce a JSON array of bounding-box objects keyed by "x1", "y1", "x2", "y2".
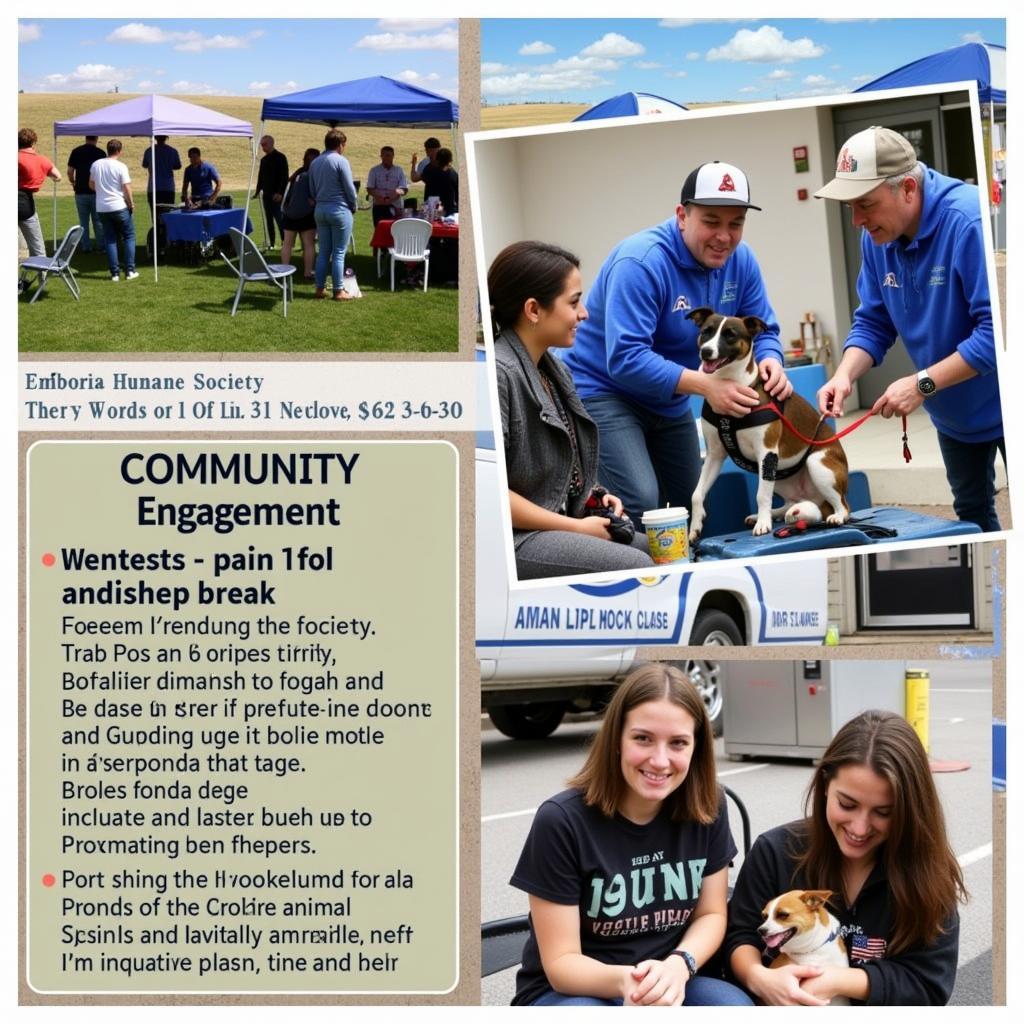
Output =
[
  {"x1": 759, "y1": 889, "x2": 850, "y2": 1005},
  {"x1": 686, "y1": 308, "x2": 850, "y2": 541}
]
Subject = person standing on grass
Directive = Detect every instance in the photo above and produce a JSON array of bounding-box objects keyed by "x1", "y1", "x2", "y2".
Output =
[
  {"x1": 410, "y1": 136, "x2": 441, "y2": 183},
  {"x1": 308, "y1": 129, "x2": 357, "y2": 301},
  {"x1": 253, "y1": 134, "x2": 288, "y2": 248},
  {"x1": 18, "y1": 127, "x2": 62, "y2": 258},
  {"x1": 90, "y1": 139, "x2": 138, "y2": 282},
  {"x1": 141, "y1": 135, "x2": 181, "y2": 213},
  {"x1": 66, "y1": 135, "x2": 105, "y2": 254}
]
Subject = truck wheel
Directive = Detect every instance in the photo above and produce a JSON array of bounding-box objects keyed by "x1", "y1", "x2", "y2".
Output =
[
  {"x1": 488, "y1": 703, "x2": 566, "y2": 740},
  {"x1": 683, "y1": 610, "x2": 743, "y2": 737}
]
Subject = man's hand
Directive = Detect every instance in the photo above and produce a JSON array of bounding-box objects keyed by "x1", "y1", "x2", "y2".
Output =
[
  {"x1": 704, "y1": 376, "x2": 760, "y2": 418},
  {"x1": 818, "y1": 372, "x2": 854, "y2": 417},
  {"x1": 759, "y1": 358, "x2": 793, "y2": 400},
  {"x1": 871, "y1": 373, "x2": 925, "y2": 418}
]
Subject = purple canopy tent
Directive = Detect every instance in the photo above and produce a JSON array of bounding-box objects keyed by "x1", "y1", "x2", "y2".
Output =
[{"x1": 53, "y1": 95, "x2": 254, "y2": 281}]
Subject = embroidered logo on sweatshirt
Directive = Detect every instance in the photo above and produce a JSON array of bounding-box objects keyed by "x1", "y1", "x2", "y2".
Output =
[
  {"x1": 928, "y1": 265, "x2": 947, "y2": 287},
  {"x1": 882, "y1": 272, "x2": 900, "y2": 288},
  {"x1": 720, "y1": 281, "x2": 738, "y2": 303},
  {"x1": 673, "y1": 295, "x2": 691, "y2": 312}
]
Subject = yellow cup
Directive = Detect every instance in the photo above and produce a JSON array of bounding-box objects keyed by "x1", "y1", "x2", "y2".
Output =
[{"x1": 641, "y1": 507, "x2": 690, "y2": 564}]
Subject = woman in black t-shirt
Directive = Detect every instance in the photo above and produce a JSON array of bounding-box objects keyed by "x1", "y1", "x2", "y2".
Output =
[
  {"x1": 510, "y1": 663, "x2": 751, "y2": 1006},
  {"x1": 420, "y1": 147, "x2": 458, "y2": 214}
]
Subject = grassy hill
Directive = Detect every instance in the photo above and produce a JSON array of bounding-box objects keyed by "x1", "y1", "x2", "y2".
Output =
[
  {"x1": 480, "y1": 100, "x2": 728, "y2": 132},
  {"x1": 18, "y1": 92, "x2": 455, "y2": 194}
]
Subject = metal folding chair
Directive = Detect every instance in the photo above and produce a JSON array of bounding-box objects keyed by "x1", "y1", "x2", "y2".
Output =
[
  {"x1": 220, "y1": 226, "x2": 297, "y2": 317},
  {"x1": 388, "y1": 218, "x2": 432, "y2": 292},
  {"x1": 19, "y1": 225, "x2": 84, "y2": 303}
]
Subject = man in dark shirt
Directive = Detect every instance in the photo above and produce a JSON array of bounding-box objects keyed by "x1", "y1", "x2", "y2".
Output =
[
  {"x1": 66, "y1": 135, "x2": 106, "y2": 253},
  {"x1": 253, "y1": 134, "x2": 289, "y2": 247},
  {"x1": 141, "y1": 135, "x2": 182, "y2": 211}
]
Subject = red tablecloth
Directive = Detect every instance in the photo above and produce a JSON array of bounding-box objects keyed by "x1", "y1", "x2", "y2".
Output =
[{"x1": 370, "y1": 218, "x2": 459, "y2": 249}]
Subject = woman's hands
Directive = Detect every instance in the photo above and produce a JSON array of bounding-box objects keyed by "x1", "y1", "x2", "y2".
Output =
[
  {"x1": 746, "y1": 962, "x2": 828, "y2": 1006},
  {"x1": 622, "y1": 955, "x2": 689, "y2": 1006}
]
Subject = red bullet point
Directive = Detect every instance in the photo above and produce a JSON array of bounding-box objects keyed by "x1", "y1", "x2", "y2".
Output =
[
  {"x1": 42, "y1": 874, "x2": 56, "y2": 887},
  {"x1": 41, "y1": 553, "x2": 56, "y2": 567}
]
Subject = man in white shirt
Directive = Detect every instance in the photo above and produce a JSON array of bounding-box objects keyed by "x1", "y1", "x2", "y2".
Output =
[
  {"x1": 90, "y1": 139, "x2": 138, "y2": 282},
  {"x1": 366, "y1": 146, "x2": 408, "y2": 225}
]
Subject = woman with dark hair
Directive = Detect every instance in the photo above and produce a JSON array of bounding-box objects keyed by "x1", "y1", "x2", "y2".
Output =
[
  {"x1": 510, "y1": 663, "x2": 751, "y2": 1006},
  {"x1": 281, "y1": 147, "x2": 320, "y2": 280},
  {"x1": 420, "y1": 146, "x2": 458, "y2": 214},
  {"x1": 489, "y1": 240, "x2": 653, "y2": 579},
  {"x1": 726, "y1": 709, "x2": 965, "y2": 1005}
]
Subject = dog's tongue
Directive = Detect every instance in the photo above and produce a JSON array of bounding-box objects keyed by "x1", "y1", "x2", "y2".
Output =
[
  {"x1": 701, "y1": 357, "x2": 728, "y2": 374},
  {"x1": 762, "y1": 929, "x2": 793, "y2": 951}
]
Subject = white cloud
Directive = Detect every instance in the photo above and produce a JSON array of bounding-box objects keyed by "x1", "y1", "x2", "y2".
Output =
[
  {"x1": 248, "y1": 80, "x2": 298, "y2": 94},
  {"x1": 803, "y1": 74, "x2": 831, "y2": 85},
  {"x1": 107, "y1": 23, "x2": 174, "y2": 44},
  {"x1": 482, "y1": 69, "x2": 611, "y2": 97},
  {"x1": 33, "y1": 63, "x2": 133, "y2": 92},
  {"x1": 707, "y1": 26, "x2": 825, "y2": 63},
  {"x1": 686, "y1": 52, "x2": 701, "y2": 61},
  {"x1": 634, "y1": 61, "x2": 663, "y2": 70},
  {"x1": 851, "y1": 73, "x2": 874, "y2": 83},
  {"x1": 666, "y1": 71, "x2": 689, "y2": 79},
  {"x1": 519, "y1": 40, "x2": 555, "y2": 56},
  {"x1": 548, "y1": 55, "x2": 621, "y2": 72},
  {"x1": 481, "y1": 62, "x2": 514, "y2": 75},
  {"x1": 738, "y1": 86, "x2": 759, "y2": 93},
  {"x1": 766, "y1": 68, "x2": 793, "y2": 81},
  {"x1": 961, "y1": 31, "x2": 985, "y2": 44},
  {"x1": 377, "y1": 19, "x2": 453, "y2": 31},
  {"x1": 19, "y1": 23, "x2": 41, "y2": 44},
  {"x1": 174, "y1": 32, "x2": 263, "y2": 53},
  {"x1": 355, "y1": 27, "x2": 458, "y2": 51},
  {"x1": 789, "y1": 85, "x2": 851, "y2": 98},
  {"x1": 137, "y1": 79, "x2": 159, "y2": 89},
  {"x1": 581, "y1": 32, "x2": 645, "y2": 58},
  {"x1": 170, "y1": 80, "x2": 229, "y2": 96},
  {"x1": 106, "y1": 22, "x2": 261, "y2": 52},
  {"x1": 397, "y1": 69, "x2": 441, "y2": 84}
]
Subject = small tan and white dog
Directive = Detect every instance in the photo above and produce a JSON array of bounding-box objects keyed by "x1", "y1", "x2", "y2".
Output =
[
  {"x1": 686, "y1": 307, "x2": 850, "y2": 542},
  {"x1": 759, "y1": 889, "x2": 850, "y2": 1005}
]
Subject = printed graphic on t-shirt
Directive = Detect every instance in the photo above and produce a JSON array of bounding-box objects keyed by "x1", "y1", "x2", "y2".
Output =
[{"x1": 842, "y1": 924, "x2": 888, "y2": 962}]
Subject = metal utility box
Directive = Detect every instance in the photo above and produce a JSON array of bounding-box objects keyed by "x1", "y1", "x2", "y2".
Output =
[{"x1": 723, "y1": 661, "x2": 906, "y2": 760}]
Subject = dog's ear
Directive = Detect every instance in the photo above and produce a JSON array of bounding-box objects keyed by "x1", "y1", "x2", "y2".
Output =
[
  {"x1": 742, "y1": 315, "x2": 768, "y2": 338},
  {"x1": 688, "y1": 306, "x2": 714, "y2": 327},
  {"x1": 800, "y1": 890, "x2": 833, "y2": 909}
]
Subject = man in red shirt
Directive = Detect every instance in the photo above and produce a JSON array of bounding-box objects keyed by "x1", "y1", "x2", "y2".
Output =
[{"x1": 18, "y1": 127, "x2": 61, "y2": 257}]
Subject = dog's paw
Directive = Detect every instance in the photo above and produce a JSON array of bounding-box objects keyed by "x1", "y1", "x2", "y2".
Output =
[
  {"x1": 826, "y1": 510, "x2": 850, "y2": 526},
  {"x1": 752, "y1": 516, "x2": 773, "y2": 536},
  {"x1": 688, "y1": 527, "x2": 702, "y2": 543},
  {"x1": 785, "y1": 501, "x2": 822, "y2": 525}
]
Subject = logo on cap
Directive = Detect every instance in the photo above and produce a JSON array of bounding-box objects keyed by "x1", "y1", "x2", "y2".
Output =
[
  {"x1": 719, "y1": 174, "x2": 736, "y2": 193},
  {"x1": 837, "y1": 148, "x2": 858, "y2": 173}
]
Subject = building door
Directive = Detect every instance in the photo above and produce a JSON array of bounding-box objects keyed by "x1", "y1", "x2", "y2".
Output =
[
  {"x1": 833, "y1": 98, "x2": 946, "y2": 407},
  {"x1": 857, "y1": 544, "x2": 975, "y2": 629}
]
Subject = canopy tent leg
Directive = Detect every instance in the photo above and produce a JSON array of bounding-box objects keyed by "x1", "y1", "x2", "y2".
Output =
[
  {"x1": 151, "y1": 132, "x2": 159, "y2": 283},
  {"x1": 51, "y1": 131, "x2": 59, "y2": 252},
  {"x1": 243, "y1": 129, "x2": 261, "y2": 252}
]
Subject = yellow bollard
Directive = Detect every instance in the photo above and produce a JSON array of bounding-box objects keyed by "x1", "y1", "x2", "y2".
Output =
[{"x1": 905, "y1": 668, "x2": 930, "y2": 753}]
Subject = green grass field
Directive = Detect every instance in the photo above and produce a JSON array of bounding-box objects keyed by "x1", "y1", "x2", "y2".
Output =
[{"x1": 18, "y1": 93, "x2": 458, "y2": 353}]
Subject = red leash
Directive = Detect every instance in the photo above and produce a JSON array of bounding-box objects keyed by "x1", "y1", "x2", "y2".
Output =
[{"x1": 753, "y1": 400, "x2": 912, "y2": 463}]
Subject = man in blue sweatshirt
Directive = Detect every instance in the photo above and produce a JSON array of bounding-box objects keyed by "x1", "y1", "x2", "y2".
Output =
[
  {"x1": 816, "y1": 126, "x2": 1003, "y2": 531},
  {"x1": 562, "y1": 161, "x2": 790, "y2": 530}
]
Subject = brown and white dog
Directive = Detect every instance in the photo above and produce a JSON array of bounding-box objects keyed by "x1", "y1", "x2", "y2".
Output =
[
  {"x1": 759, "y1": 889, "x2": 850, "y2": 1005},
  {"x1": 686, "y1": 308, "x2": 850, "y2": 541}
]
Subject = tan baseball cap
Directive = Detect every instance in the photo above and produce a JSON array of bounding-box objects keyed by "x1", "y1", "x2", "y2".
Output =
[{"x1": 815, "y1": 126, "x2": 918, "y2": 201}]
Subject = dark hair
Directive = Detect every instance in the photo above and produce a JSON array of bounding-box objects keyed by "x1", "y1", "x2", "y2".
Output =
[
  {"x1": 794, "y1": 710, "x2": 966, "y2": 954},
  {"x1": 155, "y1": 135, "x2": 169, "y2": 143},
  {"x1": 188, "y1": 146, "x2": 201, "y2": 157},
  {"x1": 436, "y1": 147, "x2": 453, "y2": 168},
  {"x1": 324, "y1": 130, "x2": 346, "y2": 151},
  {"x1": 303, "y1": 147, "x2": 319, "y2": 167},
  {"x1": 424, "y1": 137, "x2": 441, "y2": 150},
  {"x1": 381, "y1": 146, "x2": 395, "y2": 155},
  {"x1": 107, "y1": 139, "x2": 123, "y2": 155},
  {"x1": 567, "y1": 663, "x2": 720, "y2": 824},
  {"x1": 18, "y1": 128, "x2": 37, "y2": 149},
  {"x1": 487, "y1": 240, "x2": 580, "y2": 334}
]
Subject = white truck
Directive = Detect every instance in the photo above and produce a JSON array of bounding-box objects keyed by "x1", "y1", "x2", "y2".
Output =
[{"x1": 475, "y1": 357, "x2": 828, "y2": 739}]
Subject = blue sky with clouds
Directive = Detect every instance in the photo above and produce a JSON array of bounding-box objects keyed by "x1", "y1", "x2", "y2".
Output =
[
  {"x1": 17, "y1": 19, "x2": 458, "y2": 99},
  {"x1": 481, "y1": 18, "x2": 1005, "y2": 104}
]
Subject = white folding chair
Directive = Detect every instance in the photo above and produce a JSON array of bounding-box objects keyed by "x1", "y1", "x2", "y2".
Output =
[
  {"x1": 221, "y1": 226, "x2": 297, "y2": 317},
  {"x1": 388, "y1": 218, "x2": 432, "y2": 292},
  {"x1": 19, "y1": 225, "x2": 84, "y2": 303}
]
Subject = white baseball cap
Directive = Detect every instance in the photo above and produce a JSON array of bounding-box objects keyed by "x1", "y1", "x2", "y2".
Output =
[
  {"x1": 680, "y1": 161, "x2": 761, "y2": 210},
  {"x1": 815, "y1": 126, "x2": 919, "y2": 201}
]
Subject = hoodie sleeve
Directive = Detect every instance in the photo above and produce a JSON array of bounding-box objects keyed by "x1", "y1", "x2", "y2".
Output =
[
  {"x1": 723, "y1": 831, "x2": 790, "y2": 962},
  {"x1": 843, "y1": 233, "x2": 899, "y2": 365},
  {"x1": 601, "y1": 257, "x2": 693, "y2": 405},
  {"x1": 952, "y1": 217, "x2": 996, "y2": 375},
  {"x1": 736, "y1": 248, "x2": 784, "y2": 365},
  {"x1": 861, "y1": 910, "x2": 959, "y2": 1006}
]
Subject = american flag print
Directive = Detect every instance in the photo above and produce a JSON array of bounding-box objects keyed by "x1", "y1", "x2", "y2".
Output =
[{"x1": 850, "y1": 933, "x2": 888, "y2": 961}]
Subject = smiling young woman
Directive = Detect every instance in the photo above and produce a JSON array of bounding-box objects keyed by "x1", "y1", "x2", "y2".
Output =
[
  {"x1": 508, "y1": 663, "x2": 752, "y2": 1007},
  {"x1": 726, "y1": 710, "x2": 967, "y2": 1006}
]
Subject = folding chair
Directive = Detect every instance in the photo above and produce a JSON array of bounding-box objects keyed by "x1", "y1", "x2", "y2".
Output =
[
  {"x1": 19, "y1": 225, "x2": 84, "y2": 303},
  {"x1": 388, "y1": 218, "x2": 432, "y2": 292},
  {"x1": 220, "y1": 227, "x2": 297, "y2": 317}
]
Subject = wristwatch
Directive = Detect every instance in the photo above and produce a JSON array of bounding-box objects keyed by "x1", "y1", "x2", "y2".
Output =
[
  {"x1": 916, "y1": 369, "x2": 937, "y2": 396},
  {"x1": 668, "y1": 949, "x2": 697, "y2": 978}
]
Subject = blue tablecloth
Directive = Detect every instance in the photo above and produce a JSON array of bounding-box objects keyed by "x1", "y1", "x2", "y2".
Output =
[{"x1": 162, "y1": 208, "x2": 252, "y2": 243}]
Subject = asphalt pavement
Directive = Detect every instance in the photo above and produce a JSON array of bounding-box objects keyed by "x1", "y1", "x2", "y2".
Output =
[{"x1": 480, "y1": 659, "x2": 994, "y2": 1006}]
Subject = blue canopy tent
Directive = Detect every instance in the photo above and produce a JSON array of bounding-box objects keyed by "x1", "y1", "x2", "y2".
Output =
[
  {"x1": 574, "y1": 91, "x2": 688, "y2": 122},
  {"x1": 246, "y1": 76, "x2": 459, "y2": 244},
  {"x1": 856, "y1": 42, "x2": 1006, "y2": 247}
]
